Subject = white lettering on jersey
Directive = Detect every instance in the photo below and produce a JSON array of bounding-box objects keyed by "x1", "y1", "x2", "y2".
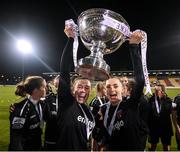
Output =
[
  {"x1": 29, "y1": 122, "x2": 40, "y2": 129},
  {"x1": 113, "y1": 120, "x2": 124, "y2": 131},
  {"x1": 77, "y1": 115, "x2": 94, "y2": 130}
]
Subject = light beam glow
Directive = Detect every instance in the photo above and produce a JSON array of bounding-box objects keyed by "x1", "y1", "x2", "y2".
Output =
[{"x1": 17, "y1": 39, "x2": 33, "y2": 54}]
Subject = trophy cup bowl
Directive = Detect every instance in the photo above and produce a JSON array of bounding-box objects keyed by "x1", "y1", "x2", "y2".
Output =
[{"x1": 76, "y1": 8, "x2": 130, "y2": 80}]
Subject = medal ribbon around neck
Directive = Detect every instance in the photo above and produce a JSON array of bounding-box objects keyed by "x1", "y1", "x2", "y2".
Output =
[
  {"x1": 104, "y1": 101, "x2": 121, "y2": 135},
  {"x1": 79, "y1": 104, "x2": 95, "y2": 140}
]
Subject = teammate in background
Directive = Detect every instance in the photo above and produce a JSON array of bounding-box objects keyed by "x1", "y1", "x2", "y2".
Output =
[
  {"x1": 89, "y1": 82, "x2": 108, "y2": 151},
  {"x1": 148, "y1": 84, "x2": 173, "y2": 151},
  {"x1": 89, "y1": 81, "x2": 108, "y2": 116},
  {"x1": 9, "y1": 75, "x2": 60, "y2": 150},
  {"x1": 172, "y1": 94, "x2": 180, "y2": 150},
  {"x1": 9, "y1": 76, "x2": 46, "y2": 151},
  {"x1": 120, "y1": 76, "x2": 129, "y2": 86},
  {"x1": 43, "y1": 75, "x2": 60, "y2": 150}
]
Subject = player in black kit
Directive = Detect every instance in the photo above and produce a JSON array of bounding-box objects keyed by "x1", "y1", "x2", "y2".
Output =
[
  {"x1": 94, "y1": 31, "x2": 145, "y2": 151},
  {"x1": 9, "y1": 76, "x2": 46, "y2": 151},
  {"x1": 56, "y1": 24, "x2": 95, "y2": 150},
  {"x1": 43, "y1": 75, "x2": 60, "y2": 150}
]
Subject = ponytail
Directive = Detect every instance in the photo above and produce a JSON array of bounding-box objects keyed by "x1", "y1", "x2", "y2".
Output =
[
  {"x1": 15, "y1": 82, "x2": 26, "y2": 97},
  {"x1": 15, "y1": 76, "x2": 44, "y2": 97}
]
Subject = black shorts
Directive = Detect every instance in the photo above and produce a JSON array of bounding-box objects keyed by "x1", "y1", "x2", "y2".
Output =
[{"x1": 148, "y1": 134, "x2": 172, "y2": 145}]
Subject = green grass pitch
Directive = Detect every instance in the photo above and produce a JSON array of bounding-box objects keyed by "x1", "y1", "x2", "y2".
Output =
[{"x1": 0, "y1": 85, "x2": 179, "y2": 150}]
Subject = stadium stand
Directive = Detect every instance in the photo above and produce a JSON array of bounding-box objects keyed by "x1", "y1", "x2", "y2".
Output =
[
  {"x1": 169, "y1": 78, "x2": 180, "y2": 87},
  {"x1": 0, "y1": 70, "x2": 180, "y2": 88},
  {"x1": 175, "y1": 78, "x2": 180, "y2": 85},
  {"x1": 149, "y1": 77, "x2": 158, "y2": 83},
  {"x1": 164, "y1": 78, "x2": 174, "y2": 87},
  {"x1": 159, "y1": 79, "x2": 170, "y2": 87}
]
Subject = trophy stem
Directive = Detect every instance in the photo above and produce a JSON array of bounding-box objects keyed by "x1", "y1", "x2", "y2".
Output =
[
  {"x1": 90, "y1": 50, "x2": 103, "y2": 59},
  {"x1": 90, "y1": 41, "x2": 105, "y2": 58},
  {"x1": 75, "y1": 40, "x2": 110, "y2": 80}
]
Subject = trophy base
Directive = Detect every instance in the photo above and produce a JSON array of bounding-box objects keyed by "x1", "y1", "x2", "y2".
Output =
[{"x1": 76, "y1": 57, "x2": 110, "y2": 81}]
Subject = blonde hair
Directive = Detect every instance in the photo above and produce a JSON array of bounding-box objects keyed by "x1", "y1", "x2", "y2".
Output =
[{"x1": 96, "y1": 81, "x2": 106, "y2": 92}]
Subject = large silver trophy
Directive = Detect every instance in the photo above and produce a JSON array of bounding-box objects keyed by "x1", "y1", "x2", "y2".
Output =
[{"x1": 75, "y1": 8, "x2": 130, "y2": 80}]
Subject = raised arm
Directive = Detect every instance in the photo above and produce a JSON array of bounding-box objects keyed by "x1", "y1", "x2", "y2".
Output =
[
  {"x1": 128, "y1": 31, "x2": 145, "y2": 101},
  {"x1": 58, "y1": 26, "x2": 75, "y2": 106},
  {"x1": 59, "y1": 38, "x2": 73, "y2": 86}
]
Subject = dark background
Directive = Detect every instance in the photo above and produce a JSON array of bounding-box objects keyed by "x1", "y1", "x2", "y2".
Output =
[{"x1": 0, "y1": 0, "x2": 180, "y2": 76}]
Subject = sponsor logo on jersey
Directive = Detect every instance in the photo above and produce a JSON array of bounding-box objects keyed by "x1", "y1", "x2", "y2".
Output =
[
  {"x1": 29, "y1": 122, "x2": 40, "y2": 129},
  {"x1": 77, "y1": 115, "x2": 94, "y2": 130},
  {"x1": 12, "y1": 117, "x2": 26, "y2": 129},
  {"x1": 113, "y1": 120, "x2": 124, "y2": 131}
]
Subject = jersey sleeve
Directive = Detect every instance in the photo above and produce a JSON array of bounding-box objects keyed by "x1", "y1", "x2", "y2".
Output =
[
  {"x1": 58, "y1": 38, "x2": 74, "y2": 108},
  {"x1": 129, "y1": 44, "x2": 145, "y2": 103},
  {"x1": 9, "y1": 106, "x2": 26, "y2": 150}
]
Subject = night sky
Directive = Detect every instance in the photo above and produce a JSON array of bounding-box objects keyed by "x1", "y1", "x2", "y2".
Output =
[{"x1": 0, "y1": 0, "x2": 180, "y2": 76}]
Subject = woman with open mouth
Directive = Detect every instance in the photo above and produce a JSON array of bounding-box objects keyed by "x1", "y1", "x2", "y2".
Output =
[
  {"x1": 55, "y1": 24, "x2": 95, "y2": 151},
  {"x1": 95, "y1": 30, "x2": 145, "y2": 151}
]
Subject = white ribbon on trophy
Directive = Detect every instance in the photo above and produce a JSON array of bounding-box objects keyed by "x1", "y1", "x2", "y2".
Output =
[
  {"x1": 140, "y1": 32, "x2": 152, "y2": 95},
  {"x1": 65, "y1": 19, "x2": 79, "y2": 68},
  {"x1": 101, "y1": 14, "x2": 152, "y2": 95}
]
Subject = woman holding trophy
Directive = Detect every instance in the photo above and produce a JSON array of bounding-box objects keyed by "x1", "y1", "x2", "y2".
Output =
[
  {"x1": 56, "y1": 22, "x2": 95, "y2": 151},
  {"x1": 56, "y1": 8, "x2": 146, "y2": 151},
  {"x1": 92, "y1": 31, "x2": 145, "y2": 151}
]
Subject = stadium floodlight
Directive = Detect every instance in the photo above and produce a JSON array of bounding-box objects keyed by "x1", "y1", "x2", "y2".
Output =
[
  {"x1": 17, "y1": 39, "x2": 33, "y2": 80},
  {"x1": 17, "y1": 39, "x2": 33, "y2": 54}
]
